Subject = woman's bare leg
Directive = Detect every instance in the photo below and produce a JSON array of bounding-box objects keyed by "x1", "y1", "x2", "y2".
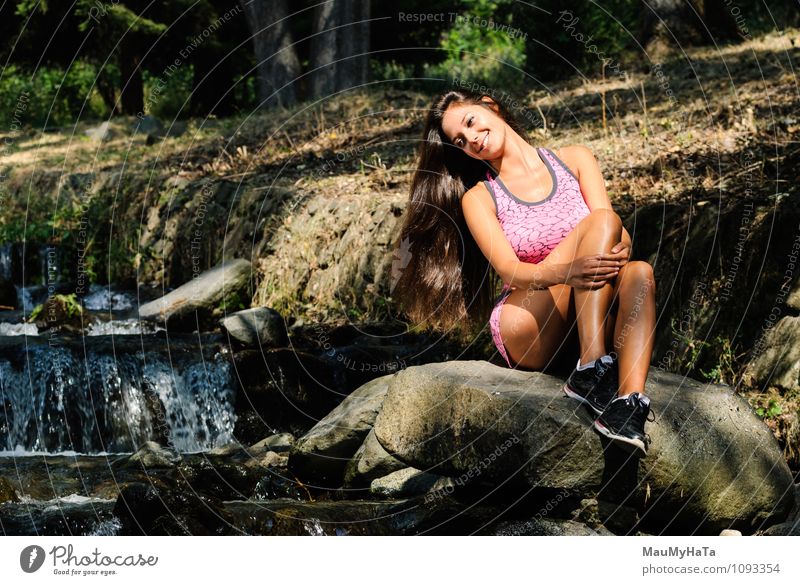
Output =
[
  {"x1": 499, "y1": 284, "x2": 573, "y2": 370},
  {"x1": 607, "y1": 261, "x2": 656, "y2": 395},
  {"x1": 570, "y1": 209, "x2": 622, "y2": 365},
  {"x1": 501, "y1": 209, "x2": 619, "y2": 370},
  {"x1": 530, "y1": 209, "x2": 621, "y2": 365}
]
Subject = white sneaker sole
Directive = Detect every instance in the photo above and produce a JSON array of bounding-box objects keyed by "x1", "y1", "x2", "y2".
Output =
[
  {"x1": 562, "y1": 383, "x2": 604, "y2": 416},
  {"x1": 593, "y1": 419, "x2": 648, "y2": 457}
]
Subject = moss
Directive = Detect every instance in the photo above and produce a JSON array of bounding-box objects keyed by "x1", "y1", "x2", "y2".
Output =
[{"x1": 27, "y1": 293, "x2": 83, "y2": 323}]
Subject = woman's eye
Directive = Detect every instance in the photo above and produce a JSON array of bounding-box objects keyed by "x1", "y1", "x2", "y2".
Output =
[{"x1": 467, "y1": 116, "x2": 473, "y2": 127}]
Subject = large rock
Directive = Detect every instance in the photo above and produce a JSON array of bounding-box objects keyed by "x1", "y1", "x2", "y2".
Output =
[
  {"x1": 138, "y1": 258, "x2": 252, "y2": 326},
  {"x1": 288, "y1": 375, "x2": 390, "y2": 486},
  {"x1": 0, "y1": 476, "x2": 19, "y2": 504},
  {"x1": 343, "y1": 428, "x2": 406, "y2": 488},
  {"x1": 369, "y1": 467, "x2": 454, "y2": 498},
  {"x1": 372, "y1": 360, "x2": 795, "y2": 534},
  {"x1": 744, "y1": 316, "x2": 800, "y2": 391},
  {"x1": 122, "y1": 441, "x2": 181, "y2": 468},
  {"x1": 220, "y1": 307, "x2": 288, "y2": 347},
  {"x1": 486, "y1": 518, "x2": 614, "y2": 536}
]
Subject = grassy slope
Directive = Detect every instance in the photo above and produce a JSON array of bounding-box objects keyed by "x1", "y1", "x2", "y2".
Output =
[{"x1": 1, "y1": 28, "x2": 799, "y2": 458}]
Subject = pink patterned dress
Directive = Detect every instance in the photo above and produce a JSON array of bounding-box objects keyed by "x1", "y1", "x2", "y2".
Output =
[{"x1": 486, "y1": 147, "x2": 591, "y2": 368}]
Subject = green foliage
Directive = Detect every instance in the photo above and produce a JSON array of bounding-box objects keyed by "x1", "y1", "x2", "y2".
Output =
[
  {"x1": 512, "y1": 0, "x2": 639, "y2": 81},
  {"x1": 370, "y1": 59, "x2": 416, "y2": 82},
  {"x1": 218, "y1": 290, "x2": 246, "y2": 313},
  {"x1": 424, "y1": 0, "x2": 527, "y2": 91},
  {"x1": 0, "y1": 61, "x2": 108, "y2": 128},
  {"x1": 27, "y1": 293, "x2": 82, "y2": 322},
  {"x1": 669, "y1": 317, "x2": 706, "y2": 371},
  {"x1": 755, "y1": 399, "x2": 782, "y2": 420},
  {"x1": 142, "y1": 65, "x2": 195, "y2": 119},
  {"x1": 14, "y1": 0, "x2": 46, "y2": 17},
  {"x1": 699, "y1": 335, "x2": 743, "y2": 386},
  {"x1": 73, "y1": 0, "x2": 167, "y2": 35}
]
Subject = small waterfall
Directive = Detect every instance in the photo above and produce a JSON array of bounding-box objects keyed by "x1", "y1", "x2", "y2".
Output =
[
  {"x1": 85, "y1": 319, "x2": 164, "y2": 336},
  {"x1": 81, "y1": 285, "x2": 135, "y2": 311},
  {"x1": 0, "y1": 322, "x2": 38, "y2": 336},
  {"x1": 16, "y1": 285, "x2": 41, "y2": 312},
  {"x1": 0, "y1": 243, "x2": 13, "y2": 281},
  {"x1": 143, "y1": 360, "x2": 236, "y2": 453},
  {"x1": 0, "y1": 338, "x2": 236, "y2": 454}
]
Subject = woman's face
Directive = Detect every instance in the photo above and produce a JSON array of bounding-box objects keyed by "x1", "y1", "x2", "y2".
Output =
[{"x1": 440, "y1": 98, "x2": 505, "y2": 160}]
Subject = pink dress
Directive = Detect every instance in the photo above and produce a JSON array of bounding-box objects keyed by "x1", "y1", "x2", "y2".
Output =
[{"x1": 486, "y1": 147, "x2": 592, "y2": 368}]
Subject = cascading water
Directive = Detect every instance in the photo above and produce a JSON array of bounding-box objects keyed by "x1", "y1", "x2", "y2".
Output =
[
  {"x1": 0, "y1": 337, "x2": 236, "y2": 454},
  {"x1": 0, "y1": 243, "x2": 13, "y2": 282},
  {"x1": 81, "y1": 285, "x2": 136, "y2": 311}
]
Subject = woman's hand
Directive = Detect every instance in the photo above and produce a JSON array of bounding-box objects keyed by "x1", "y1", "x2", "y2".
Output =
[
  {"x1": 562, "y1": 253, "x2": 625, "y2": 290},
  {"x1": 610, "y1": 240, "x2": 631, "y2": 266}
]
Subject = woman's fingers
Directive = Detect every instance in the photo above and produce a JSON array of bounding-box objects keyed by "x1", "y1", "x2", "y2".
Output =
[
  {"x1": 600, "y1": 250, "x2": 628, "y2": 261},
  {"x1": 578, "y1": 271, "x2": 618, "y2": 288}
]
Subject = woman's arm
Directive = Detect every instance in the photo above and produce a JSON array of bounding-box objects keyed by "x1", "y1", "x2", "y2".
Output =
[{"x1": 556, "y1": 144, "x2": 631, "y2": 262}]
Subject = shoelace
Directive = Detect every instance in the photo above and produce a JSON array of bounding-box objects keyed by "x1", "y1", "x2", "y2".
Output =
[{"x1": 604, "y1": 393, "x2": 655, "y2": 426}]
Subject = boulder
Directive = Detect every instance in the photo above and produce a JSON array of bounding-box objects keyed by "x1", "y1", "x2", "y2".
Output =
[
  {"x1": 288, "y1": 375, "x2": 390, "y2": 486},
  {"x1": 29, "y1": 293, "x2": 91, "y2": 333},
  {"x1": 0, "y1": 476, "x2": 19, "y2": 504},
  {"x1": 248, "y1": 433, "x2": 296, "y2": 455},
  {"x1": 134, "y1": 115, "x2": 164, "y2": 135},
  {"x1": 122, "y1": 441, "x2": 181, "y2": 468},
  {"x1": 220, "y1": 307, "x2": 288, "y2": 347},
  {"x1": 744, "y1": 316, "x2": 800, "y2": 391},
  {"x1": 486, "y1": 517, "x2": 614, "y2": 536},
  {"x1": 343, "y1": 428, "x2": 406, "y2": 488},
  {"x1": 370, "y1": 467, "x2": 454, "y2": 498},
  {"x1": 372, "y1": 360, "x2": 795, "y2": 534},
  {"x1": 138, "y1": 258, "x2": 252, "y2": 327},
  {"x1": 245, "y1": 433, "x2": 295, "y2": 468},
  {"x1": 84, "y1": 121, "x2": 113, "y2": 142}
]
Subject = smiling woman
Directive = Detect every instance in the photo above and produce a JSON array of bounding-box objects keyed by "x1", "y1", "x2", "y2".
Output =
[{"x1": 392, "y1": 87, "x2": 657, "y2": 457}]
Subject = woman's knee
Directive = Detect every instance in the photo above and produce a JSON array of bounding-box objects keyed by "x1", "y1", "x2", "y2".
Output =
[
  {"x1": 585, "y1": 207, "x2": 623, "y2": 230},
  {"x1": 619, "y1": 260, "x2": 655, "y2": 292}
]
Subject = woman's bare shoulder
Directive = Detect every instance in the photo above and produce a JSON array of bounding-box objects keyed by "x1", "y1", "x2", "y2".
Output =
[
  {"x1": 462, "y1": 180, "x2": 496, "y2": 215},
  {"x1": 556, "y1": 144, "x2": 599, "y2": 179}
]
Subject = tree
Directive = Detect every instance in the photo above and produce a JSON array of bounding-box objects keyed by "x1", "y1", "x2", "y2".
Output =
[
  {"x1": 638, "y1": 0, "x2": 743, "y2": 56},
  {"x1": 243, "y1": 0, "x2": 301, "y2": 108},
  {"x1": 309, "y1": 0, "x2": 371, "y2": 99}
]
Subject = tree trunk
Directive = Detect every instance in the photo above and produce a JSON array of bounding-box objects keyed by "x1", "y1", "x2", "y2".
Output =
[
  {"x1": 309, "y1": 0, "x2": 340, "y2": 98},
  {"x1": 96, "y1": 70, "x2": 120, "y2": 115},
  {"x1": 243, "y1": 0, "x2": 300, "y2": 109},
  {"x1": 190, "y1": 46, "x2": 236, "y2": 117},
  {"x1": 310, "y1": 0, "x2": 371, "y2": 97},
  {"x1": 119, "y1": 41, "x2": 144, "y2": 115},
  {"x1": 702, "y1": 0, "x2": 747, "y2": 42},
  {"x1": 335, "y1": 0, "x2": 370, "y2": 91},
  {"x1": 638, "y1": 0, "x2": 708, "y2": 57}
]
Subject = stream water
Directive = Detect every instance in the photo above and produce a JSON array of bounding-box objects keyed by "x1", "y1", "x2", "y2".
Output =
[
  {"x1": 1, "y1": 243, "x2": 257, "y2": 534},
  {"x1": 0, "y1": 245, "x2": 502, "y2": 535}
]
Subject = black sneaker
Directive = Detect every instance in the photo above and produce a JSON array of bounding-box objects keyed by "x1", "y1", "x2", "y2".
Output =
[
  {"x1": 593, "y1": 392, "x2": 655, "y2": 457},
  {"x1": 562, "y1": 354, "x2": 618, "y2": 415}
]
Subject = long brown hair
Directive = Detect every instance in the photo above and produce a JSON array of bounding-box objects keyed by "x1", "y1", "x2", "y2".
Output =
[{"x1": 391, "y1": 88, "x2": 530, "y2": 339}]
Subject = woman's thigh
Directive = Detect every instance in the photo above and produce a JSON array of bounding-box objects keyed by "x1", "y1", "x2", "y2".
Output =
[
  {"x1": 498, "y1": 283, "x2": 576, "y2": 370},
  {"x1": 536, "y1": 208, "x2": 616, "y2": 267}
]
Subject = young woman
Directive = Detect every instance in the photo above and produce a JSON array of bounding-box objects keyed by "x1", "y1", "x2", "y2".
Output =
[{"x1": 393, "y1": 88, "x2": 657, "y2": 456}]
